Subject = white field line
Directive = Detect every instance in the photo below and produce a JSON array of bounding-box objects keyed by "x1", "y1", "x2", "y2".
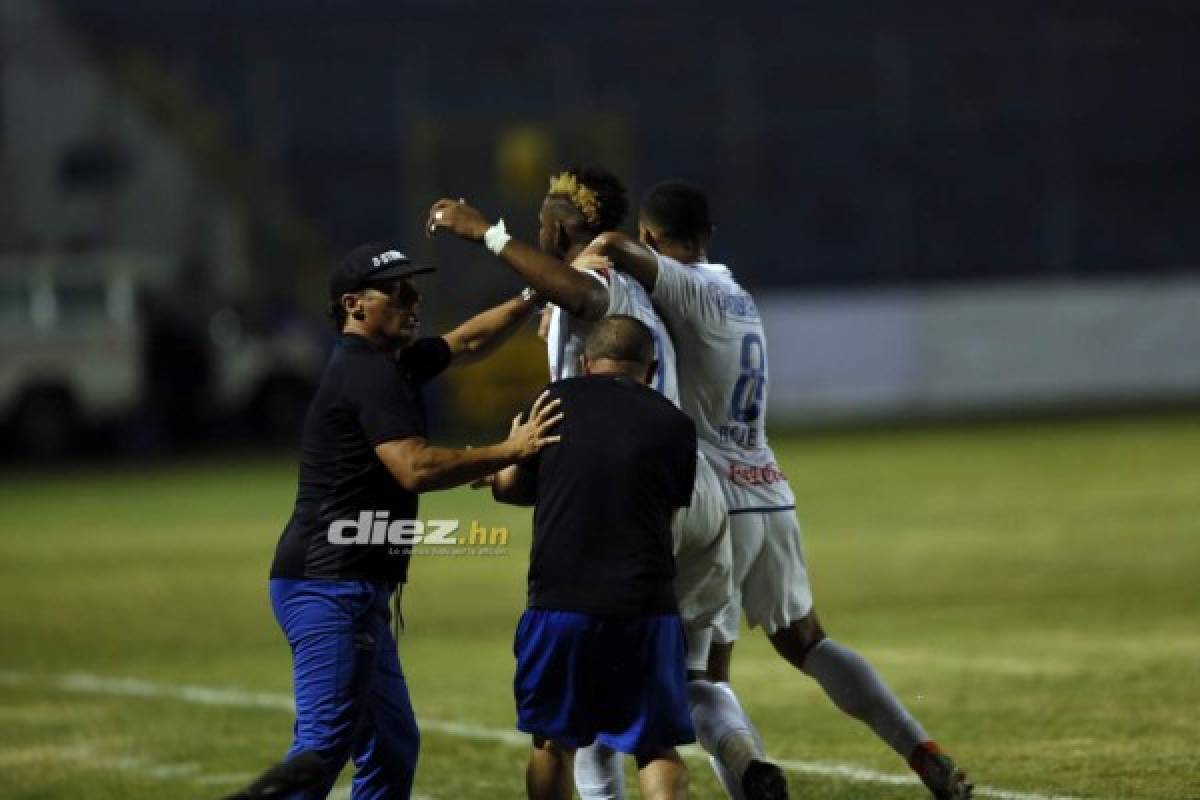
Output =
[{"x1": 0, "y1": 670, "x2": 1094, "y2": 800}]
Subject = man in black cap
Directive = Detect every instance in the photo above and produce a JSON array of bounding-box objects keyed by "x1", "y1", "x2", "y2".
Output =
[{"x1": 228, "y1": 243, "x2": 562, "y2": 800}]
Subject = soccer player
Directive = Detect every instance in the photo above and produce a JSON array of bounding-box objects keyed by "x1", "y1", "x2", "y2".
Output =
[
  {"x1": 572, "y1": 181, "x2": 975, "y2": 800},
  {"x1": 429, "y1": 168, "x2": 737, "y2": 799},
  {"x1": 491, "y1": 315, "x2": 699, "y2": 800},
  {"x1": 226, "y1": 243, "x2": 562, "y2": 800}
]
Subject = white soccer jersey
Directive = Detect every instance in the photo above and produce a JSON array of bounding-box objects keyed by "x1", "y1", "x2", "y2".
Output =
[
  {"x1": 545, "y1": 264, "x2": 731, "y2": 654},
  {"x1": 545, "y1": 267, "x2": 680, "y2": 406},
  {"x1": 650, "y1": 251, "x2": 795, "y2": 512}
]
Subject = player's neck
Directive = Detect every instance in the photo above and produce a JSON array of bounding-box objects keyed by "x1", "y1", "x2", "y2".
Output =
[{"x1": 659, "y1": 244, "x2": 708, "y2": 265}]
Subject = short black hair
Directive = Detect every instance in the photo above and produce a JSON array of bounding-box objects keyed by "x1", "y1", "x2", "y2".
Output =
[
  {"x1": 548, "y1": 166, "x2": 628, "y2": 234},
  {"x1": 640, "y1": 180, "x2": 712, "y2": 244},
  {"x1": 583, "y1": 315, "x2": 655, "y2": 366}
]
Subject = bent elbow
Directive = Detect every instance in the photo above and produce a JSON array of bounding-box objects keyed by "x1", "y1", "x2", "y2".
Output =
[
  {"x1": 390, "y1": 461, "x2": 431, "y2": 493},
  {"x1": 395, "y1": 472, "x2": 424, "y2": 493}
]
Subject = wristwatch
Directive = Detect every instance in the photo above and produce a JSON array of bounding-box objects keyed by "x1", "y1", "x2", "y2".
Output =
[{"x1": 520, "y1": 286, "x2": 544, "y2": 308}]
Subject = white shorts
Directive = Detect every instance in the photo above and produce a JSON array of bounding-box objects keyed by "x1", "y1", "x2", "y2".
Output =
[
  {"x1": 672, "y1": 452, "x2": 734, "y2": 671},
  {"x1": 713, "y1": 508, "x2": 813, "y2": 644}
]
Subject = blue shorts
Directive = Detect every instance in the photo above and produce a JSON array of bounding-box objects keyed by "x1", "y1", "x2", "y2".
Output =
[{"x1": 513, "y1": 608, "x2": 695, "y2": 755}]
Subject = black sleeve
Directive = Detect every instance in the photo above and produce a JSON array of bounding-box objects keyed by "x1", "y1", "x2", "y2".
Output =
[
  {"x1": 398, "y1": 336, "x2": 453, "y2": 383},
  {"x1": 348, "y1": 355, "x2": 422, "y2": 446},
  {"x1": 674, "y1": 416, "x2": 698, "y2": 508}
]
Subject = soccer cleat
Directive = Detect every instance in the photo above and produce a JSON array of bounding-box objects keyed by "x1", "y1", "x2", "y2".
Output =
[
  {"x1": 741, "y1": 759, "x2": 790, "y2": 800},
  {"x1": 909, "y1": 742, "x2": 973, "y2": 800}
]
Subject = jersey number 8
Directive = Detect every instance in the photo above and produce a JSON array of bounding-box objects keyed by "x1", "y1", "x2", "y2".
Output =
[{"x1": 730, "y1": 333, "x2": 766, "y2": 423}]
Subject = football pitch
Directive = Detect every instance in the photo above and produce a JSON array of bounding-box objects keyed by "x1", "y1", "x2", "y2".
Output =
[{"x1": 1, "y1": 414, "x2": 1198, "y2": 800}]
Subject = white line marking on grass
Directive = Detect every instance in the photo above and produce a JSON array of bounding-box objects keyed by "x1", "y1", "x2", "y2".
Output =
[
  {"x1": 110, "y1": 756, "x2": 203, "y2": 780},
  {"x1": 193, "y1": 772, "x2": 257, "y2": 785},
  {"x1": 59, "y1": 672, "x2": 296, "y2": 712},
  {"x1": 1, "y1": 670, "x2": 1094, "y2": 800},
  {"x1": 19, "y1": 743, "x2": 221, "y2": 788}
]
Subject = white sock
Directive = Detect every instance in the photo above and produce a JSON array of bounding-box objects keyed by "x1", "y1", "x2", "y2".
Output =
[
  {"x1": 802, "y1": 638, "x2": 929, "y2": 758},
  {"x1": 574, "y1": 742, "x2": 625, "y2": 800},
  {"x1": 688, "y1": 679, "x2": 764, "y2": 798}
]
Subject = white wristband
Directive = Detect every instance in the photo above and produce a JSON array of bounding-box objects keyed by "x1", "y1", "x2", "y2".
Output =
[{"x1": 483, "y1": 219, "x2": 511, "y2": 255}]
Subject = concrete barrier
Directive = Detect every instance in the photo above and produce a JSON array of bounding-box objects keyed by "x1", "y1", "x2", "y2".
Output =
[{"x1": 757, "y1": 278, "x2": 1200, "y2": 422}]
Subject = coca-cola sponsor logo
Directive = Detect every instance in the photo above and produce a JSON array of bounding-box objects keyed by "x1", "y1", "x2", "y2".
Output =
[{"x1": 728, "y1": 462, "x2": 787, "y2": 487}]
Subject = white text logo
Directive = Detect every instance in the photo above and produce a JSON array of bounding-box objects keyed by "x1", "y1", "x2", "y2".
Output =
[
  {"x1": 370, "y1": 251, "x2": 406, "y2": 268},
  {"x1": 327, "y1": 512, "x2": 509, "y2": 552}
]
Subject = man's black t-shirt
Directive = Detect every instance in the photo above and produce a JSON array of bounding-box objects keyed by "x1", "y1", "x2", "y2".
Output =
[
  {"x1": 270, "y1": 334, "x2": 451, "y2": 583},
  {"x1": 523, "y1": 375, "x2": 697, "y2": 617}
]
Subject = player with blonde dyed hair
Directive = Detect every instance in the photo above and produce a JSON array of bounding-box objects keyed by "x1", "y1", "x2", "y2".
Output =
[{"x1": 430, "y1": 168, "x2": 740, "y2": 799}]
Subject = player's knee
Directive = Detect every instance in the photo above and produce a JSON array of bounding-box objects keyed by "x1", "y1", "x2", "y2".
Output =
[
  {"x1": 686, "y1": 677, "x2": 711, "y2": 713},
  {"x1": 706, "y1": 641, "x2": 733, "y2": 682},
  {"x1": 769, "y1": 612, "x2": 826, "y2": 668},
  {"x1": 532, "y1": 735, "x2": 574, "y2": 757},
  {"x1": 632, "y1": 745, "x2": 683, "y2": 771}
]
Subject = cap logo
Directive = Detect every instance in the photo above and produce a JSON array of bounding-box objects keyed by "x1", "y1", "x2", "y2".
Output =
[{"x1": 371, "y1": 250, "x2": 407, "y2": 268}]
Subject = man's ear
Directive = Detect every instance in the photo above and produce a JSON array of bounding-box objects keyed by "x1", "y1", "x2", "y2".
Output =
[
  {"x1": 640, "y1": 224, "x2": 660, "y2": 251},
  {"x1": 644, "y1": 359, "x2": 659, "y2": 385},
  {"x1": 343, "y1": 292, "x2": 366, "y2": 321}
]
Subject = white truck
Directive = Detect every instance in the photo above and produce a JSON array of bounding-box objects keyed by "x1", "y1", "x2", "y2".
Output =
[
  {"x1": 0, "y1": 253, "x2": 142, "y2": 459},
  {"x1": 0, "y1": 250, "x2": 324, "y2": 459}
]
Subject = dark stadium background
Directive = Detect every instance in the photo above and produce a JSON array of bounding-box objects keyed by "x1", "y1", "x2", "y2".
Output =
[
  {"x1": 2, "y1": 5, "x2": 1200, "y2": 799},
  {"x1": 50, "y1": 0, "x2": 1200, "y2": 284},
  {"x1": 2, "y1": 0, "x2": 1198, "y2": 454}
]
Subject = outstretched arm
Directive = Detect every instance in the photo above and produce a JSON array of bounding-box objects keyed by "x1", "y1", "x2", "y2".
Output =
[
  {"x1": 375, "y1": 391, "x2": 562, "y2": 492},
  {"x1": 427, "y1": 199, "x2": 609, "y2": 321},
  {"x1": 441, "y1": 290, "x2": 539, "y2": 368},
  {"x1": 489, "y1": 410, "x2": 540, "y2": 505}
]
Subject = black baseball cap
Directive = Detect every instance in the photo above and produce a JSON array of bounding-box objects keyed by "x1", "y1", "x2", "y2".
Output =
[{"x1": 329, "y1": 242, "x2": 435, "y2": 301}]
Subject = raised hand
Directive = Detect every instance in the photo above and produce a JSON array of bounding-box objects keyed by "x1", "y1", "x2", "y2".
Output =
[
  {"x1": 427, "y1": 198, "x2": 491, "y2": 241},
  {"x1": 570, "y1": 252, "x2": 613, "y2": 272}
]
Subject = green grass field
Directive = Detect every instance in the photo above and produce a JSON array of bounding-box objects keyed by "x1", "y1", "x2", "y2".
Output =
[{"x1": 2, "y1": 414, "x2": 1198, "y2": 800}]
